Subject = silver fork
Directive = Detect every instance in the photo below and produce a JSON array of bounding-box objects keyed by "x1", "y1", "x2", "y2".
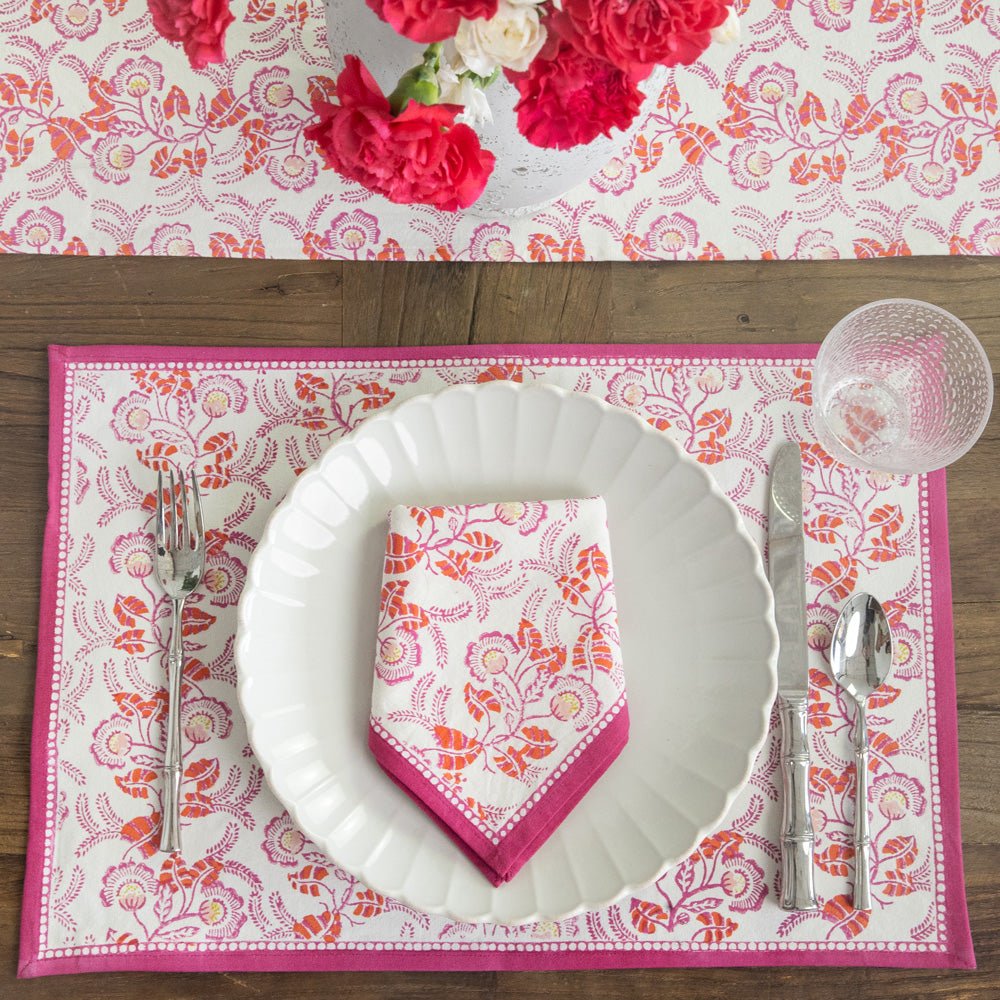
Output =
[{"x1": 154, "y1": 468, "x2": 205, "y2": 854}]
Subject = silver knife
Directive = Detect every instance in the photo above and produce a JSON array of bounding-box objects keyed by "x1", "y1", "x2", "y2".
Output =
[{"x1": 768, "y1": 443, "x2": 818, "y2": 911}]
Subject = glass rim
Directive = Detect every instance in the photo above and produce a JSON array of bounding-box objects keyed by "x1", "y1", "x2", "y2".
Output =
[{"x1": 814, "y1": 297, "x2": 995, "y2": 473}]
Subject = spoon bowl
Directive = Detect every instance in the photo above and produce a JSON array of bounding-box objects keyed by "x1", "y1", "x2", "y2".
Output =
[
  {"x1": 829, "y1": 593, "x2": 894, "y2": 702},
  {"x1": 829, "y1": 593, "x2": 894, "y2": 912}
]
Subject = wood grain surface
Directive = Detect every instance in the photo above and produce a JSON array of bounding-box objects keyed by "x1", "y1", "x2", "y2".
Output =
[{"x1": 1, "y1": 253, "x2": 997, "y2": 1000}]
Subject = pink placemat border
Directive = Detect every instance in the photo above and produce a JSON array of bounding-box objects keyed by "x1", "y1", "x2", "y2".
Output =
[{"x1": 19, "y1": 342, "x2": 974, "y2": 976}]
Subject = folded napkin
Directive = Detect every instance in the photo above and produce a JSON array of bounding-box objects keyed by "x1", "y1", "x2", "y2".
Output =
[{"x1": 369, "y1": 497, "x2": 629, "y2": 886}]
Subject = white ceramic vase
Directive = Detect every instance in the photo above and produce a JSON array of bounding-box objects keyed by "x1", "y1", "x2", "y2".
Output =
[{"x1": 322, "y1": 0, "x2": 663, "y2": 214}]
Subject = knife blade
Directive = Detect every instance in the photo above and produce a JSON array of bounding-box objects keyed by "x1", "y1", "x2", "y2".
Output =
[{"x1": 767, "y1": 443, "x2": 818, "y2": 911}]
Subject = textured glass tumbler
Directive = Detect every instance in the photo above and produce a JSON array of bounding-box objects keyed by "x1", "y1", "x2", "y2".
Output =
[{"x1": 813, "y1": 299, "x2": 993, "y2": 474}]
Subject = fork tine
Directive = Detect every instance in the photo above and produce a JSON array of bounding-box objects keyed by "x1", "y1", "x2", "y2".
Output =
[
  {"x1": 190, "y1": 474, "x2": 204, "y2": 553},
  {"x1": 169, "y1": 468, "x2": 179, "y2": 551},
  {"x1": 178, "y1": 468, "x2": 190, "y2": 550},
  {"x1": 156, "y1": 471, "x2": 165, "y2": 549}
]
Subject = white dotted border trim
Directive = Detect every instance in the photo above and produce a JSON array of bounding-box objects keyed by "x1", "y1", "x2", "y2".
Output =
[
  {"x1": 36, "y1": 938, "x2": 947, "y2": 958},
  {"x1": 39, "y1": 368, "x2": 75, "y2": 951},
  {"x1": 373, "y1": 695, "x2": 628, "y2": 844},
  {"x1": 919, "y1": 473, "x2": 947, "y2": 943},
  {"x1": 66, "y1": 356, "x2": 816, "y2": 373}
]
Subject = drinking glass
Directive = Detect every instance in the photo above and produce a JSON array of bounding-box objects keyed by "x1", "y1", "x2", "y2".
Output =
[{"x1": 812, "y1": 299, "x2": 993, "y2": 474}]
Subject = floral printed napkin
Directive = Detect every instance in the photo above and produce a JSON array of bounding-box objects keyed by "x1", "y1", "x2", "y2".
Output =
[
  {"x1": 19, "y1": 343, "x2": 973, "y2": 977},
  {"x1": 1, "y1": 0, "x2": 998, "y2": 259},
  {"x1": 370, "y1": 498, "x2": 628, "y2": 886}
]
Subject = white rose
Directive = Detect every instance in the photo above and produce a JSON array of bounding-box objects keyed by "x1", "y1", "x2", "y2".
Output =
[
  {"x1": 454, "y1": 1, "x2": 547, "y2": 76},
  {"x1": 710, "y1": 7, "x2": 740, "y2": 44}
]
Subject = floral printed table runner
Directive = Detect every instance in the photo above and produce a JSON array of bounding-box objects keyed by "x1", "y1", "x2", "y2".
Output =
[
  {"x1": 19, "y1": 343, "x2": 973, "y2": 976},
  {"x1": 1, "y1": 0, "x2": 999, "y2": 259}
]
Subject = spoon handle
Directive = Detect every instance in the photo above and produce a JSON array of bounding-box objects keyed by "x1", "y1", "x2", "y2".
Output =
[{"x1": 853, "y1": 705, "x2": 873, "y2": 912}]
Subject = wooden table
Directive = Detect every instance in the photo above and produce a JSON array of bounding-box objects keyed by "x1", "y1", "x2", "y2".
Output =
[{"x1": 1, "y1": 253, "x2": 997, "y2": 999}]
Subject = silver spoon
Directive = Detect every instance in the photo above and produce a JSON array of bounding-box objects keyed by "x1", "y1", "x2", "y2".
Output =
[{"x1": 829, "y1": 592, "x2": 894, "y2": 912}]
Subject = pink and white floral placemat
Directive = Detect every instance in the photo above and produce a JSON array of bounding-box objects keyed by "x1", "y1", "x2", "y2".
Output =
[
  {"x1": 20, "y1": 343, "x2": 974, "y2": 977},
  {"x1": 1, "y1": 0, "x2": 999, "y2": 260}
]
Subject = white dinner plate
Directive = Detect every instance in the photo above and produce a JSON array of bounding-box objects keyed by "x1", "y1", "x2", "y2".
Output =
[{"x1": 236, "y1": 382, "x2": 777, "y2": 924}]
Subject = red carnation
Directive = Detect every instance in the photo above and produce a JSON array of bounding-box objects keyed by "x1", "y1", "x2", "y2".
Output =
[
  {"x1": 508, "y1": 41, "x2": 644, "y2": 150},
  {"x1": 147, "y1": 0, "x2": 234, "y2": 69},
  {"x1": 552, "y1": 0, "x2": 732, "y2": 81},
  {"x1": 365, "y1": 0, "x2": 498, "y2": 43},
  {"x1": 305, "y1": 56, "x2": 496, "y2": 211}
]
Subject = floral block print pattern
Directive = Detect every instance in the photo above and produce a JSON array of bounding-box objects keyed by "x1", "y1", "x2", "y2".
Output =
[
  {"x1": 0, "y1": 0, "x2": 999, "y2": 259},
  {"x1": 370, "y1": 499, "x2": 628, "y2": 885},
  {"x1": 19, "y1": 344, "x2": 972, "y2": 977}
]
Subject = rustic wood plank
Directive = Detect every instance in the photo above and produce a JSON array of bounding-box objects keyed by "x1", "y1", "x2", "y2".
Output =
[
  {"x1": 0, "y1": 252, "x2": 997, "y2": 998},
  {"x1": 610, "y1": 257, "x2": 1000, "y2": 368},
  {"x1": 0, "y1": 256, "x2": 344, "y2": 348}
]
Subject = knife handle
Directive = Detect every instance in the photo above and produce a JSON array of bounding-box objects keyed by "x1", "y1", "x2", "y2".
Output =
[{"x1": 778, "y1": 692, "x2": 818, "y2": 911}]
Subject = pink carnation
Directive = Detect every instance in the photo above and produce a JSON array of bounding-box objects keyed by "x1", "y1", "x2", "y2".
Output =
[
  {"x1": 147, "y1": 0, "x2": 234, "y2": 70},
  {"x1": 305, "y1": 55, "x2": 495, "y2": 211},
  {"x1": 366, "y1": 0, "x2": 497, "y2": 43},
  {"x1": 507, "y1": 41, "x2": 644, "y2": 150}
]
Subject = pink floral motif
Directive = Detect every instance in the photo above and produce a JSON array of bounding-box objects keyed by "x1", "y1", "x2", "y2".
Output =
[
  {"x1": 642, "y1": 213, "x2": 699, "y2": 258},
  {"x1": 890, "y1": 621, "x2": 923, "y2": 680},
  {"x1": 249, "y1": 67, "x2": 295, "y2": 113},
  {"x1": 549, "y1": 676, "x2": 600, "y2": 730},
  {"x1": 883, "y1": 73, "x2": 927, "y2": 122},
  {"x1": 262, "y1": 813, "x2": 306, "y2": 866},
  {"x1": 493, "y1": 500, "x2": 546, "y2": 535},
  {"x1": 198, "y1": 884, "x2": 247, "y2": 939},
  {"x1": 375, "y1": 626, "x2": 422, "y2": 684},
  {"x1": 110, "y1": 57, "x2": 165, "y2": 98},
  {"x1": 182, "y1": 696, "x2": 233, "y2": 743},
  {"x1": 728, "y1": 143, "x2": 773, "y2": 192},
  {"x1": 323, "y1": 211, "x2": 381, "y2": 256},
  {"x1": 720, "y1": 854, "x2": 767, "y2": 912},
  {"x1": 746, "y1": 63, "x2": 797, "y2": 106},
  {"x1": 807, "y1": 0, "x2": 852, "y2": 32},
  {"x1": 90, "y1": 716, "x2": 133, "y2": 768},
  {"x1": 202, "y1": 551, "x2": 246, "y2": 606},
  {"x1": 872, "y1": 773, "x2": 927, "y2": 820},
  {"x1": 589, "y1": 157, "x2": 637, "y2": 196},
  {"x1": 265, "y1": 154, "x2": 318, "y2": 192},
  {"x1": 970, "y1": 217, "x2": 1000, "y2": 256},
  {"x1": 905, "y1": 161, "x2": 957, "y2": 200},
  {"x1": 110, "y1": 392, "x2": 153, "y2": 442},
  {"x1": 467, "y1": 223, "x2": 517, "y2": 261},
  {"x1": 465, "y1": 631, "x2": 519, "y2": 681},
  {"x1": 197, "y1": 374, "x2": 247, "y2": 417},
  {"x1": 99, "y1": 862, "x2": 158, "y2": 911},
  {"x1": 50, "y1": 0, "x2": 100, "y2": 39},
  {"x1": 606, "y1": 369, "x2": 648, "y2": 410},
  {"x1": 793, "y1": 230, "x2": 840, "y2": 260},
  {"x1": 108, "y1": 532, "x2": 154, "y2": 577},
  {"x1": 12, "y1": 208, "x2": 65, "y2": 251},
  {"x1": 150, "y1": 223, "x2": 196, "y2": 256},
  {"x1": 92, "y1": 138, "x2": 137, "y2": 186}
]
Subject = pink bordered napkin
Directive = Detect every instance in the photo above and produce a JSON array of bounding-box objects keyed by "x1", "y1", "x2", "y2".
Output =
[{"x1": 368, "y1": 496, "x2": 629, "y2": 886}]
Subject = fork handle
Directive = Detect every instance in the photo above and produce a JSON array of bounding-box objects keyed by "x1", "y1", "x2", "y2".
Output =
[{"x1": 160, "y1": 598, "x2": 185, "y2": 854}]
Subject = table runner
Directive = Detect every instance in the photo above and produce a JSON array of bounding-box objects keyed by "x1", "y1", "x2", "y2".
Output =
[
  {"x1": 19, "y1": 343, "x2": 974, "y2": 976},
  {"x1": 1, "y1": 2, "x2": 999, "y2": 260}
]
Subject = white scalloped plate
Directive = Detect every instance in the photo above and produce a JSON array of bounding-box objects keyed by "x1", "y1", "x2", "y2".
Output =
[{"x1": 236, "y1": 382, "x2": 777, "y2": 925}]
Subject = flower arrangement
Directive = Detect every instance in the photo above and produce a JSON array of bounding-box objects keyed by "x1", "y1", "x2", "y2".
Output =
[{"x1": 146, "y1": 0, "x2": 738, "y2": 211}]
